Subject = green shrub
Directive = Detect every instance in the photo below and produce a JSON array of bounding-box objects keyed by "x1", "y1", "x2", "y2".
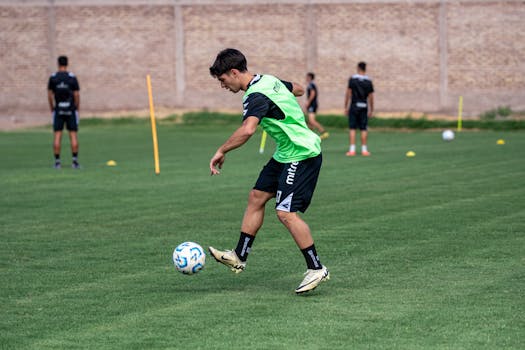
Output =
[
  {"x1": 497, "y1": 106, "x2": 512, "y2": 117},
  {"x1": 480, "y1": 105, "x2": 512, "y2": 120},
  {"x1": 78, "y1": 111, "x2": 525, "y2": 130},
  {"x1": 480, "y1": 109, "x2": 498, "y2": 120}
]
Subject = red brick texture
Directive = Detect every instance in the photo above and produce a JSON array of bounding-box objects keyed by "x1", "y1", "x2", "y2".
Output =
[{"x1": 1, "y1": 0, "x2": 524, "y2": 123}]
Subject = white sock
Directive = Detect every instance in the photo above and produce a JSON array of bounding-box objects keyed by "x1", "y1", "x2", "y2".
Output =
[
  {"x1": 361, "y1": 145, "x2": 368, "y2": 152},
  {"x1": 349, "y1": 145, "x2": 356, "y2": 152}
]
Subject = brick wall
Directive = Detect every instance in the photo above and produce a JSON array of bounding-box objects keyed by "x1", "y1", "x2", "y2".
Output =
[
  {"x1": 447, "y1": 1, "x2": 525, "y2": 110},
  {"x1": 0, "y1": 5, "x2": 50, "y2": 114},
  {"x1": 315, "y1": 2, "x2": 442, "y2": 112},
  {"x1": 1, "y1": 0, "x2": 524, "y2": 125}
]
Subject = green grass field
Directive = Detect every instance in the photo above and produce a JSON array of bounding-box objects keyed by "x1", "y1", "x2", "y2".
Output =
[{"x1": 1, "y1": 122, "x2": 524, "y2": 349}]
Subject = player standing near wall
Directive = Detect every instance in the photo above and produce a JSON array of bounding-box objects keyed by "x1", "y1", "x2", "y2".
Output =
[
  {"x1": 344, "y1": 62, "x2": 374, "y2": 156},
  {"x1": 47, "y1": 55, "x2": 80, "y2": 169},
  {"x1": 305, "y1": 72, "x2": 329, "y2": 140}
]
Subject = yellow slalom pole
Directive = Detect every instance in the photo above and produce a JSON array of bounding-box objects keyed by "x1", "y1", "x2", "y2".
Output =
[
  {"x1": 457, "y1": 95, "x2": 463, "y2": 132},
  {"x1": 259, "y1": 131, "x2": 267, "y2": 154},
  {"x1": 146, "y1": 74, "x2": 160, "y2": 175}
]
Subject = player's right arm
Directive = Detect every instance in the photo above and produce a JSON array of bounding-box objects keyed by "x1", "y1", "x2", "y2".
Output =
[
  {"x1": 210, "y1": 116, "x2": 259, "y2": 175},
  {"x1": 47, "y1": 90, "x2": 54, "y2": 113}
]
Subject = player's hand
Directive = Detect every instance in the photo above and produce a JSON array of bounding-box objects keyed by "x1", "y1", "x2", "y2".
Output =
[
  {"x1": 210, "y1": 150, "x2": 225, "y2": 175},
  {"x1": 368, "y1": 111, "x2": 373, "y2": 118}
]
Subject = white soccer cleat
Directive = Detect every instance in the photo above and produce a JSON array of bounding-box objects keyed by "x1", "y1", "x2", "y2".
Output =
[
  {"x1": 295, "y1": 265, "x2": 330, "y2": 294},
  {"x1": 208, "y1": 247, "x2": 246, "y2": 274}
]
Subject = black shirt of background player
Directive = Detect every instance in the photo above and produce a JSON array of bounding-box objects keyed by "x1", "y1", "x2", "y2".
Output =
[
  {"x1": 306, "y1": 81, "x2": 318, "y2": 110},
  {"x1": 348, "y1": 74, "x2": 374, "y2": 106},
  {"x1": 48, "y1": 71, "x2": 80, "y2": 112},
  {"x1": 242, "y1": 75, "x2": 294, "y2": 122}
]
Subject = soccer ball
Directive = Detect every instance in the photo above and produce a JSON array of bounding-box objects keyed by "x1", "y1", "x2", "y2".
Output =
[
  {"x1": 172, "y1": 242, "x2": 206, "y2": 275},
  {"x1": 442, "y1": 129, "x2": 455, "y2": 141}
]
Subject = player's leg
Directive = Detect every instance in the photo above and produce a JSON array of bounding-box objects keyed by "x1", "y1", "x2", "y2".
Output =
[
  {"x1": 53, "y1": 131, "x2": 62, "y2": 168},
  {"x1": 53, "y1": 111, "x2": 64, "y2": 168},
  {"x1": 274, "y1": 155, "x2": 329, "y2": 293},
  {"x1": 347, "y1": 129, "x2": 356, "y2": 156},
  {"x1": 69, "y1": 131, "x2": 80, "y2": 168},
  {"x1": 68, "y1": 112, "x2": 80, "y2": 168},
  {"x1": 209, "y1": 190, "x2": 274, "y2": 273},
  {"x1": 308, "y1": 112, "x2": 329, "y2": 140},
  {"x1": 360, "y1": 130, "x2": 369, "y2": 155},
  {"x1": 347, "y1": 108, "x2": 357, "y2": 156},
  {"x1": 69, "y1": 131, "x2": 79, "y2": 153},
  {"x1": 241, "y1": 189, "x2": 275, "y2": 237},
  {"x1": 276, "y1": 211, "x2": 313, "y2": 249},
  {"x1": 360, "y1": 110, "x2": 370, "y2": 156},
  {"x1": 209, "y1": 159, "x2": 280, "y2": 273}
]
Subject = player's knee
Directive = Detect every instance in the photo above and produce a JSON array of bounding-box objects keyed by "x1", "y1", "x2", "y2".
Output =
[
  {"x1": 248, "y1": 189, "x2": 269, "y2": 207},
  {"x1": 276, "y1": 210, "x2": 295, "y2": 224}
]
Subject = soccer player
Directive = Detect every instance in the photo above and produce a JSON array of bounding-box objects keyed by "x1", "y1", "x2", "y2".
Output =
[
  {"x1": 344, "y1": 61, "x2": 374, "y2": 156},
  {"x1": 208, "y1": 48, "x2": 329, "y2": 294},
  {"x1": 305, "y1": 72, "x2": 329, "y2": 140},
  {"x1": 47, "y1": 55, "x2": 80, "y2": 169}
]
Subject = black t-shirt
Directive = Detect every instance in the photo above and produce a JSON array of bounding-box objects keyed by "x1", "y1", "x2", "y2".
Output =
[
  {"x1": 306, "y1": 81, "x2": 318, "y2": 107},
  {"x1": 348, "y1": 74, "x2": 374, "y2": 106},
  {"x1": 48, "y1": 71, "x2": 80, "y2": 111},
  {"x1": 242, "y1": 75, "x2": 294, "y2": 122}
]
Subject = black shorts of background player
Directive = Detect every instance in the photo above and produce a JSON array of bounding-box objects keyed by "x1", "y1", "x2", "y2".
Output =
[
  {"x1": 344, "y1": 62, "x2": 374, "y2": 156},
  {"x1": 47, "y1": 55, "x2": 80, "y2": 169},
  {"x1": 305, "y1": 72, "x2": 329, "y2": 140}
]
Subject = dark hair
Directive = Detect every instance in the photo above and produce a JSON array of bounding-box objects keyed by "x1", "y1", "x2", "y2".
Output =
[
  {"x1": 358, "y1": 61, "x2": 366, "y2": 71},
  {"x1": 307, "y1": 72, "x2": 315, "y2": 80},
  {"x1": 58, "y1": 55, "x2": 68, "y2": 66},
  {"x1": 209, "y1": 48, "x2": 247, "y2": 77}
]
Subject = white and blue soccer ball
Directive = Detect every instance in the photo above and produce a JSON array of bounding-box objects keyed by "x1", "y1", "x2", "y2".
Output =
[
  {"x1": 442, "y1": 129, "x2": 455, "y2": 141},
  {"x1": 172, "y1": 242, "x2": 206, "y2": 275}
]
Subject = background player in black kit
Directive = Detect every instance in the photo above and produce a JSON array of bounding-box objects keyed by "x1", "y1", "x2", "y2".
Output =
[
  {"x1": 305, "y1": 72, "x2": 329, "y2": 140},
  {"x1": 47, "y1": 55, "x2": 80, "y2": 169},
  {"x1": 344, "y1": 62, "x2": 374, "y2": 156}
]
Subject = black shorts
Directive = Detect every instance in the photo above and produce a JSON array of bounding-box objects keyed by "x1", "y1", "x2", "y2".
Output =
[
  {"x1": 53, "y1": 110, "x2": 79, "y2": 131},
  {"x1": 307, "y1": 102, "x2": 318, "y2": 113},
  {"x1": 254, "y1": 154, "x2": 322, "y2": 213},
  {"x1": 348, "y1": 105, "x2": 368, "y2": 130}
]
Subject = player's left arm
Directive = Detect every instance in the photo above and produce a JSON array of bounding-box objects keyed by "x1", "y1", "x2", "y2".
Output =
[
  {"x1": 281, "y1": 80, "x2": 304, "y2": 97},
  {"x1": 74, "y1": 91, "x2": 80, "y2": 111},
  {"x1": 368, "y1": 93, "x2": 374, "y2": 118},
  {"x1": 73, "y1": 77, "x2": 80, "y2": 110},
  {"x1": 290, "y1": 82, "x2": 305, "y2": 97},
  {"x1": 306, "y1": 86, "x2": 316, "y2": 106},
  {"x1": 289, "y1": 82, "x2": 305, "y2": 97},
  {"x1": 210, "y1": 116, "x2": 259, "y2": 175}
]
